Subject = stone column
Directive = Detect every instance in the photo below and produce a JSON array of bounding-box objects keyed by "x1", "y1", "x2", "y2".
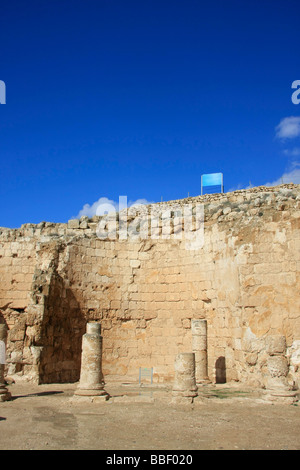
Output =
[
  {"x1": 0, "y1": 324, "x2": 11, "y2": 402},
  {"x1": 75, "y1": 323, "x2": 108, "y2": 400},
  {"x1": 191, "y1": 319, "x2": 209, "y2": 383},
  {"x1": 172, "y1": 353, "x2": 198, "y2": 404},
  {"x1": 264, "y1": 335, "x2": 298, "y2": 404}
]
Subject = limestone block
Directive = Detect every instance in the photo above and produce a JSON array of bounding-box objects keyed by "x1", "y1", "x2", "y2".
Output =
[
  {"x1": 265, "y1": 336, "x2": 286, "y2": 356},
  {"x1": 30, "y1": 346, "x2": 43, "y2": 365},
  {"x1": 245, "y1": 352, "x2": 258, "y2": 366},
  {"x1": 68, "y1": 219, "x2": 80, "y2": 229},
  {"x1": 79, "y1": 219, "x2": 89, "y2": 229},
  {"x1": 287, "y1": 340, "x2": 300, "y2": 370},
  {"x1": 130, "y1": 260, "x2": 141, "y2": 269},
  {"x1": 9, "y1": 319, "x2": 26, "y2": 342},
  {"x1": 267, "y1": 356, "x2": 289, "y2": 378},
  {"x1": 223, "y1": 206, "x2": 231, "y2": 215},
  {"x1": 242, "y1": 328, "x2": 265, "y2": 353}
]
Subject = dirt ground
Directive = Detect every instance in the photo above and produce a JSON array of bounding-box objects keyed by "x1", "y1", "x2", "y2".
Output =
[{"x1": 0, "y1": 381, "x2": 299, "y2": 451}]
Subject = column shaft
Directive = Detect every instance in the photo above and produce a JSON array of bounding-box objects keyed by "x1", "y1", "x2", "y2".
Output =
[
  {"x1": 172, "y1": 352, "x2": 198, "y2": 403},
  {"x1": 0, "y1": 324, "x2": 11, "y2": 401},
  {"x1": 75, "y1": 323, "x2": 108, "y2": 398},
  {"x1": 191, "y1": 319, "x2": 209, "y2": 383}
]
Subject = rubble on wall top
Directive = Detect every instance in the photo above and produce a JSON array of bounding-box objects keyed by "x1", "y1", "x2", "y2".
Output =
[{"x1": 0, "y1": 183, "x2": 299, "y2": 239}]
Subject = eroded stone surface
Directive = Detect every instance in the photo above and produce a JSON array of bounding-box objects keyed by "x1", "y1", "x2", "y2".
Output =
[
  {"x1": 0, "y1": 184, "x2": 299, "y2": 392},
  {"x1": 172, "y1": 352, "x2": 198, "y2": 404},
  {"x1": 75, "y1": 323, "x2": 108, "y2": 398},
  {"x1": 0, "y1": 324, "x2": 11, "y2": 401}
]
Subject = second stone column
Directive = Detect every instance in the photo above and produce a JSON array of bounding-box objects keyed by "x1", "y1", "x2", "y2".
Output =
[{"x1": 191, "y1": 319, "x2": 209, "y2": 384}]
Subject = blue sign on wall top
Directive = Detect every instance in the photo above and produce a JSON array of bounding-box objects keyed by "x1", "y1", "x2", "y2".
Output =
[{"x1": 201, "y1": 173, "x2": 224, "y2": 195}]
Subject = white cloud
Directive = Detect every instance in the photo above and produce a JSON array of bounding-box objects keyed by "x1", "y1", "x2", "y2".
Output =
[
  {"x1": 283, "y1": 147, "x2": 300, "y2": 157},
  {"x1": 76, "y1": 197, "x2": 118, "y2": 218},
  {"x1": 128, "y1": 198, "x2": 153, "y2": 208},
  {"x1": 227, "y1": 183, "x2": 246, "y2": 192},
  {"x1": 228, "y1": 118, "x2": 300, "y2": 191},
  {"x1": 275, "y1": 116, "x2": 300, "y2": 140},
  {"x1": 264, "y1": 167, "x2": 300, "y2": 186},
  {"x1": 229, "y1": 163, "x2": 300, "y2": 192},
  {"x1": 75, "y1": 196, "x2": 154, "y2": 219}
]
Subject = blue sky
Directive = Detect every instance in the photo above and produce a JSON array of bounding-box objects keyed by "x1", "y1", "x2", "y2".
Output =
[{"x1": 0, "y1": 0, "x2": 300, "y2": 227}]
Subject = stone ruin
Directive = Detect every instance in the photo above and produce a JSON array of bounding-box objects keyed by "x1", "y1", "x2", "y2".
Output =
[
  {"x1": 0, "y1": 324, "x2": 11, "y2": 401},
  {"x1": 171, "y1": 352, "x2": 198, "y2": 404},
  {"x1": 75, "y1": 322, "x2": 108, "y2": 401},
  {"x1": 0, "y1": 184, "x2": 300, "y2": 403}
]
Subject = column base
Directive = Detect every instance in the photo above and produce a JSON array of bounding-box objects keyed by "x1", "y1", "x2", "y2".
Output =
[
  {"x1": 196, "y1": 378, "x2": 211, "y2": 385},
  {"x1": 71, "y1": 394, "x2": 109, "y2": 404},
  {"x1": 0, "y1": 388, "x2": 11, "y2": 402},
  {"x1": 171, "y1": 390, "x2": 198, "y2": 405},
  {"x1": 171, "y1": 396, "x2": 195, "y2": 405},
  {"x1": 263, "y1": 389, "x2": 298, "y2": 404},
  {"x1": 74, "y1": 387, "x2": 109, "y2": 398},
  {"x1": 172, "y1": 389, "x2": 198, "y2": 398}
]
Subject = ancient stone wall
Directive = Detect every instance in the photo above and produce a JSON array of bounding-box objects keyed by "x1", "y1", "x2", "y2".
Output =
[{"x1": 0, "y1": 184, "x2": 299, "y2": 388}]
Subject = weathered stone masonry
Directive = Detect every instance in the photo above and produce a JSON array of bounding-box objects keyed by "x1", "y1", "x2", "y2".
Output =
[{"x1": 0, "y1": 184, "x2": 300, "y2": 389}]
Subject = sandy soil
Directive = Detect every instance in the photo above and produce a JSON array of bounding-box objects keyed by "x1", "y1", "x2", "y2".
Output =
[{"x1": 0, "y1": 381, "x2": 299, "y2": 451}]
